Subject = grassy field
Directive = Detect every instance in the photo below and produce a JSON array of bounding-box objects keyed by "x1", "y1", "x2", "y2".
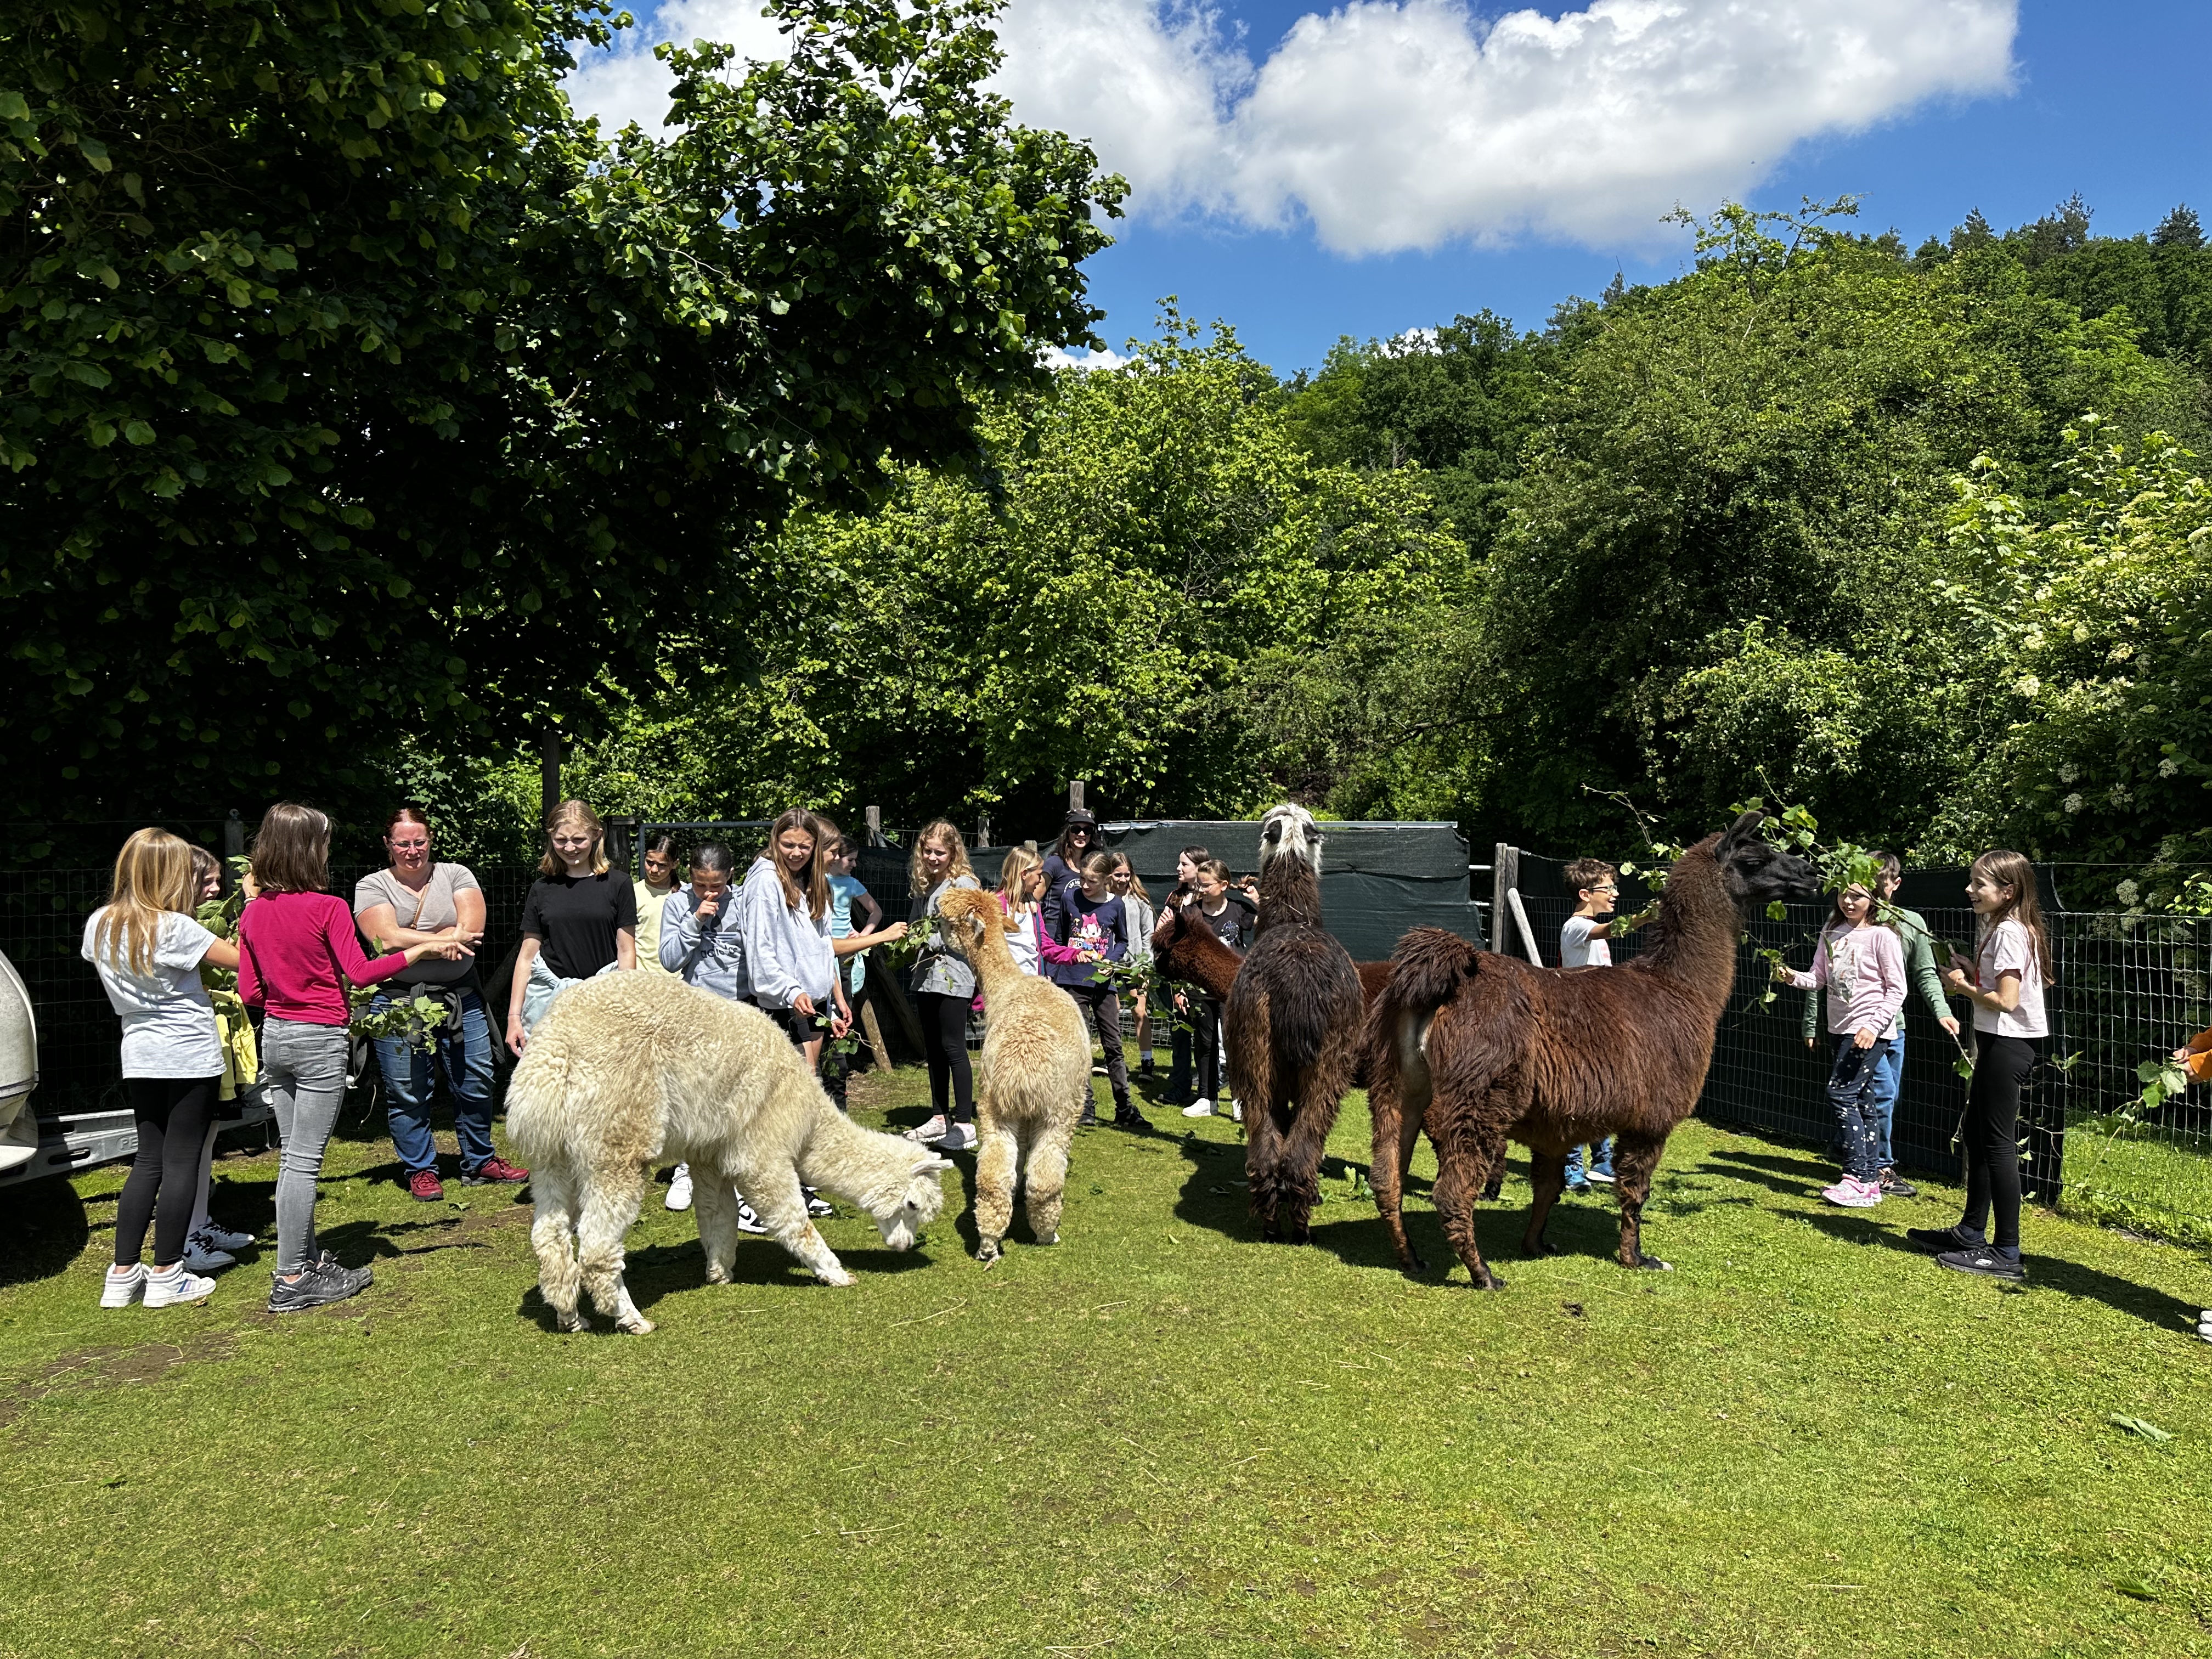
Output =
[{"x1": 4, "y1": 1059, "x2": 2212, "y2": 1659}]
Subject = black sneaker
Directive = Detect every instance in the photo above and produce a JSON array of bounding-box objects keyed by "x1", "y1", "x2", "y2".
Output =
[
  {"x1": 268, "y1": 1260, "x2": 371, "y2": 1314},
  {"x1": 1880, "y1": 1171, "x2": 1918, "y2": 1198},
  {"x1": 316, "y1": 1248, "x2": 372, "y2": 1288},
  {"x1": 1904, "y1": 1224, "x2": 1978, "y2": 1254},
  {"x1": 1076, "y1": 1108, "x2": 1100, "y2": 1127},
  {"x1": 1936, "y1": 1245, "x2": 2027, "y2": 1283},
  {"x1": 1114, "y1": 1106, "x2": 1145, "y2": 1130}
]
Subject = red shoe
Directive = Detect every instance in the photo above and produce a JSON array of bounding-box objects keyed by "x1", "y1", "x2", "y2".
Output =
[
  {"x1": 407, "y1": 1168, "x2": 444, "y2": 1202},
  {"x1": 463, "y1": 1156, "x2": 529, "y2": 1186}
]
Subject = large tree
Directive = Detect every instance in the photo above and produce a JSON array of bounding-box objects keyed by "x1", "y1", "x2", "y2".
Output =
[{"x1": 0, "y1": 0, "x2": 1122, "y2": 841}]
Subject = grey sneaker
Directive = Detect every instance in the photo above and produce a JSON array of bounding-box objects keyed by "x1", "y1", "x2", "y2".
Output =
[
  {"x1": 934, "y1": 1124, "x2": 975, "y2": 1153},
  {"x1": 181, "y1": 1239, "x2": 235, "y2": 1274},
  {"x1": 314, "y1": 1248, "x2": 372, "y2": 1288},
  {"x1": 269, "y1": 1260, "x2": 371, "y2": 1314}
]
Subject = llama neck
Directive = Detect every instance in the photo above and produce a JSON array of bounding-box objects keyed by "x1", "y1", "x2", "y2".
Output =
[
  {"x1": 1257, "y1": 859, "x2": 1322, "y2": 932},
  {"x1": 1163, "y1": 921, "x2": 1240, "y2": 1001},
  {"x1": 1640, "y1": 842, "x2": 1741, "y2": 1012},
  {"x1": 961, "y1": 915, "x2": 1022, "y2": 999}
]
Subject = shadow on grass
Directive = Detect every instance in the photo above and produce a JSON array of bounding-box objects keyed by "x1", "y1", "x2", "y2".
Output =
[
  {"x1": 1701, "y1": 1146, "x2": 1835, "y2": 1199},
  {"x1": 1797, "y1": 1210, "x2": 2200, "y2": 1331},
  {"x1": 0, "y1": 1178, "x2": 93, "y2": 1288}
]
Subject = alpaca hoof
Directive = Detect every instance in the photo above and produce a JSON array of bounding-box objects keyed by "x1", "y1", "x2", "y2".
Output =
[
  {"x1": 1471, "y1": 1269, "x2": 1508, "y2": 1291},
  {"x1": 616, "y1": 1314, "x2": 654, "y2": 1334},
  {"x1": 1033, "y1": 1231, "x2": 1058, "y2": 1246},
  {"x1": 1400, "y1": 1252, "x2": 1427, "y2": 1276},
  {"x1": 703, "y1": 1264, "x2": 732, "y2": 1286},
  {"x1": 816, "y1": 1266, "x2": 857, "y2": 1288},
  {"x1": 556, "y1": 1310, "x2": 589, "y2": 1333},
  {"x1": 1629, "y1": 1252, "x2": 1672, "y2": 1272},
  {"x1": 1523, "y1": 1237, "x2": 1559, "y2": 1257},
  {"x1": 976, "y1": 1242, "x2": 1002, "y2": 1268}
]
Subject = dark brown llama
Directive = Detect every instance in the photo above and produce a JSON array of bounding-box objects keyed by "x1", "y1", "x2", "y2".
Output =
[
  {"x1": 1364, "y1": 812, "x2": 1816, "y2": 1287},
  {"x1": 1151, "y1": 893, "x2": 1393, "y2": 1013},
  {"x1": 1224, "y1": 805, "x2": 1367, "y2": 1243}
]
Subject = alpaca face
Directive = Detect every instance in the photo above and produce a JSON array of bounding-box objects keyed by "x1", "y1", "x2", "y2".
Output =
[
  {"x1": 1716, "y1": 811, "x2": 1820, "y2": 918},
  {"x1": 874, "y1": 1155, "x2": 953, "y2": 1251},
  {"x1": 1259, "y1": 803, "x2": 1322, "y2": 872}
]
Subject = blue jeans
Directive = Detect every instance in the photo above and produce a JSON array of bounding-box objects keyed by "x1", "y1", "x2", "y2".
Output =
[
  {"x1": 1565, "y1": 1138, "x2": 1615, "y2": 1183},
  {"x1": 370, "y1": 989, "x2": 496, "y2": 1174},
  {"x1": 1868, "y1": 1029, "x2": 1903, "y2": 1170}
]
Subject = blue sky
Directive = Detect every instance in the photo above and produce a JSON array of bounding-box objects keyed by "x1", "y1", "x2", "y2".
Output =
[{"x1": 568, "y1": 1, "x2": 2212, "y2": 377}]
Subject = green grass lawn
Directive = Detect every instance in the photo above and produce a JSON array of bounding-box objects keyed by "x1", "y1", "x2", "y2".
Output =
[{"x1": 5, "y1": 1059, "x2": 2212, "y2": 1659}]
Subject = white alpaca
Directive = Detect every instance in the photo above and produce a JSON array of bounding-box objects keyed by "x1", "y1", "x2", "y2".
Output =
[
  {"x1": 505, "y1": 974, "x2": 951, "y2": 1332},
  {"x1": 935, "y1": 887, "x2": 1093, "y2": 1265}
]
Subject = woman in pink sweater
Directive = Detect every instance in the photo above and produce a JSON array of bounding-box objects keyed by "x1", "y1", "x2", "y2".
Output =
[
  {"x1": 1773, "y1": 882, "x2": 1905, "y2": 1210},
  {"x1": 237, "y1": 803, "x2": 464, "y2": 1313}
]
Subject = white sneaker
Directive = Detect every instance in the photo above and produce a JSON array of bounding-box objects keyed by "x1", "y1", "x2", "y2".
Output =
[
  {"x1": 1182, "y1": 1098, "x2": 1215, "y2": 1119},
  {"x1": 935, "y1": 1124, "x2": 974, "y2": 1152},
  {"x1": 804, "y1": 1188, "x2": 836, "y2": 1216},
  {"x1": 100, "y1": 1264, "x2": 146, "y2": 1308},
  {"x1": 665, "y1": 1165, "x2": 693, "y2": 1212},
  {"x1": 193, "y1": 1223, "x2": 255, "y2": 1252},
  {"x1": 143, "y1": 1265, "x2": 216, "y2": 1307},
  {"x1": 2198, "y1": 1310, "x2": 2211, "y2": 1345},
  {"x1": 902, "y1": 1115, "x2": 949, "y2": 1144},
  {"x1": 1229, "y1": 1100, "x2": 1243, "y2": 1124},
  {"x1": 182, "y1": 1239, "x2": 235, "y2": 1274},
  {"x1": 735, "y1": 1201, "x2": 768, "y2": 1235}
]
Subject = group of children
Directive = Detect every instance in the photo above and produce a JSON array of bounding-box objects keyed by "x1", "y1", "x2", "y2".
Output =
[{"x1": 1557, "y1": 843, "x2": 2054, "y2": 1285}]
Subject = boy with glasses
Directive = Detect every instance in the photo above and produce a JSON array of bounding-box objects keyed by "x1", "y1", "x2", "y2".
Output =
[{"x1": 1559, "y1": 857, "x2": 1644, "y2": 1190}]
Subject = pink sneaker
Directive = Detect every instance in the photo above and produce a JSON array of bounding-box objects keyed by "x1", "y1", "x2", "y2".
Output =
[{"x1": 1822, "y1": 1177, "x2": 1882, "y2": 1209}]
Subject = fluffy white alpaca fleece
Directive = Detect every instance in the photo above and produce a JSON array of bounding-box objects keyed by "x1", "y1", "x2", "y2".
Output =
[
  {"x1": 936, "y1": 887, "x2": 1092, "y2": 1265},
  {"x1": 506, "y1": 974, "x2": 951, "y2": 1332}
]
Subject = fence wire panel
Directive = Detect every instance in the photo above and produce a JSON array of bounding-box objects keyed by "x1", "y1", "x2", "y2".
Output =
[
  {"x1": 2048, "y1": 912, "x2": 2212, "y2": 1244},
  {"x1": 1, "y1": 864, "x2": 543, "y2": 1116}
]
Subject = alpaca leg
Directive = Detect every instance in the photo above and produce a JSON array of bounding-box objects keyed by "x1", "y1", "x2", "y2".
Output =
[
  {"x1": 529, "y1": 1163, "x2": 587, "y2": 1332},
  {"x1": 1610, "y1": 1133, "x2": 1672, "y2": 1271},
  {"x1": 1278, "y1": 1065, "x2": 1340, "y2": 1245},
  {"x1": 1521, "y1": 1148, "x2": 1568, "y2": 1256},
  {"x1": 1023, "y1": 1126, "x2": 1071, "y2": 1248},
  {"x1": 1367, "y1": 1076, "x2": 1423, "y2": 1274},
  {"x1": 576, "y1": 1165, "x2": 653, "y2": 1334},
  {"x1": 1243, "y1": 1099, "x2": 1286, "y2": 1239},
  {"x1": 743, "y1": 1165, "x2": 854, "y2": 1287},
  {"x1": 691, "y1": 1176, "x2": 740, "y2": 1285},
  {"x1": 973, "y1": 1115, "x2": 1019, "y2": 1265},
  {"x1": 1431, "y1": 1128, "x2": 1504, "y2": 1290}
]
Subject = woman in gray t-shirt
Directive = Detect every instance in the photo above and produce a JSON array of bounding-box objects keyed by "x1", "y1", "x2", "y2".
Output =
[{"x1": 352, "y1": 806, "x2": 522, "y2": 1201}]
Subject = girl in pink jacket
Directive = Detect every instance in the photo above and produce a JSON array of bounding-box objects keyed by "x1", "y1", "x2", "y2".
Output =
[{"x1": 1774, "y1": 883, "x2": 1905, "y2": 1210}]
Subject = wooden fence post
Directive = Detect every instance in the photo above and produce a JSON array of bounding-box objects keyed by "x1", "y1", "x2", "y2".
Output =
[
  {"x1": 865, "y1": 805, "x2": 884, "y2": 846},
  {"x1": 1069, "y1": 780, "x2": 1085, "y2": 812}
]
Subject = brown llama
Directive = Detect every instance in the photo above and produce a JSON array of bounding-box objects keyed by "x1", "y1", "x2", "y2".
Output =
[
  {"x1": 1225, "y1": 804, "x2": 1367, "y2": 1243},
  {"x1": 1151, "y1": 897, "x2": 1393, "y2": 1074},
  {"x1": 1364, "y1": 812, "x2": 1816, "y2": 1287}
]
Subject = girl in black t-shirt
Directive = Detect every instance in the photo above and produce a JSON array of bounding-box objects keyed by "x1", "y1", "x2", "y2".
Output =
[{"x1": 506, "y1": 799, "x2": 637, "y2": 1054}]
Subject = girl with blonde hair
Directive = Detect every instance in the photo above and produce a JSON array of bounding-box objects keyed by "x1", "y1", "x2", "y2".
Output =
[
  {"x1": 904, "y1": 819, "x2": 980, "y2": 1150},
  {"x1": 508, "y1": 798, "x2": 637, "y2": 1053},
  {"x1": 82, "y1": 829, "x2": 243, "y2": 1309},
  {"x1": 996, "y1": 845, "x2": 1052, "y2": 977},
  {"x1": 1917, "y1": 850, "x2": 2053, "y2": 1282}
]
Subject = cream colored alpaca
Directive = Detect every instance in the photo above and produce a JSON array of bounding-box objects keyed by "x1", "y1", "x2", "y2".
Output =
[
  {"x1": 506, "y1": 974, "x2": 952, "y2": 1331},
  {"x1": 935, "y1": 887, "x2": 1092, "y2": 1265}
]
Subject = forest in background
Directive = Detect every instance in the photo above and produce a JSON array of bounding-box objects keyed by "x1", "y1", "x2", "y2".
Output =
[
  {"x1": 455, "y1": 196, "x2": 2212, "y2": 908},
  {"x1": 4, "y1": 2, "x2": 2208, "y2": 905}
]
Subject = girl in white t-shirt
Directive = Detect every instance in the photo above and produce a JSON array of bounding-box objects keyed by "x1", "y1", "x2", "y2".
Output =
[
  {"x1": 81, "y1": 829, "x2": 244, "y2": 1310},
  {"x1": 1914, "y1": 849, "x2": 2051, "y2": 1282}
]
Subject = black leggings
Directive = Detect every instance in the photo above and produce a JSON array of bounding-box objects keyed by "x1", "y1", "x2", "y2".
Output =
[
  {"x1": 116, "y1": 1077, "x2": 219, "y2": 1268},
  {"x1": 1960, "y1": 1032, "x2": 2040, "y2": 1250},
  {"x1": 915, "y1": 991, "x2": 974, "y2": 1124}
]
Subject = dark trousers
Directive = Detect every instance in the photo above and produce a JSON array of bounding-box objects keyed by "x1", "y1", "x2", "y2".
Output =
[
  {"x1": 915, "y1": 991, "x2": 975, "y2": 1124},
  {"x1": 116, "y1": 1076, "x2": 219, "y2": 1267},
  {"x1": 1960, "y1": 1032, "x2": 2040, "y2": 1250},
  {"x1": 1169, "y1": 1022, "x2": 1193, "y2": 1103},
  {"x1": 1825, "y1": 1036, "x2": 1892, "y2": 1183},
  {"x1": 1068, "y1": 983, "x2": 1130, "y2": 1113},
  {"x1": 756, "y1": 1000, "x2": 815, "y2": 1054},
  {"x1": 1193, "y1": 998, "x2": 1226, "y2": 1103}
]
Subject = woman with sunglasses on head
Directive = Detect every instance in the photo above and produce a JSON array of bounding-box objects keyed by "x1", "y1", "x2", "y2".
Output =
[
  {"x1": 355, "y1": 805, "x2": 522, "y2": 1203},
  {"x1": 507, "y1": 799, "x2": 637, "y2": 1055}
]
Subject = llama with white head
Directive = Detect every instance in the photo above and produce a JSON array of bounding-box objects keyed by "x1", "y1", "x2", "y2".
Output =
[{"x1": 506, "y1": 973, "x2": 951, "y2": 1332}]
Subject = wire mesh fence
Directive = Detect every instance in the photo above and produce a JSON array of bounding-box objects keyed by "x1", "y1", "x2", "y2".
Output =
[{"x1": 1504, "y1": 849, "x2": 2212, "y2": 1241}]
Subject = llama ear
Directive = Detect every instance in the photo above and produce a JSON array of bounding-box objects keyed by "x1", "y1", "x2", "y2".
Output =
[
  {"x1": 913, "y1": 1154, "x2": 955, "y2": 1174},
  {"x1": 1724, "y1": 809, "x2": 1766, "y2": 845}
]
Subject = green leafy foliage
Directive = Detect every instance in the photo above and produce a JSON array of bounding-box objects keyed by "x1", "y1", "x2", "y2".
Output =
[{"x1": 1, "y1": 0, "x2": 1122, "y2": 830}]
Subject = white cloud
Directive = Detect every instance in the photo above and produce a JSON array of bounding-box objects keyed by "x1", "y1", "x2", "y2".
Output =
[
  {"x1": 565, "y1": 1, "x2": 792, "y2": 134},
  {"x1": 1040, "y1": 344, "x2": 1132, "y2": 371},
  {"x1": 564, "y1": 1, "x2": 2018, "y2": 253}
]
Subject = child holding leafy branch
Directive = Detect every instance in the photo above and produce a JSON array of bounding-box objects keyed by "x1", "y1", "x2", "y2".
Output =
[
  {"x1": 1045, "y1": 850, "x2": 1137, "y2": 1129},
  {"x1": 1773, "y1": 880, "x2": 1905, "y2": 1209},
  {"x1": 1799, "y1": 851, "x2": 1961, "y2": 1197},
  {"x1": 1911, "y1": 849, "x2": 2051, "y2": 1283}
]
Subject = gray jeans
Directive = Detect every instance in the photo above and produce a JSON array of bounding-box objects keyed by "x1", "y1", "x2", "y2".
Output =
[{"x1": 261, "y1": 1018, "x2": 350, "y2": 1273}]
